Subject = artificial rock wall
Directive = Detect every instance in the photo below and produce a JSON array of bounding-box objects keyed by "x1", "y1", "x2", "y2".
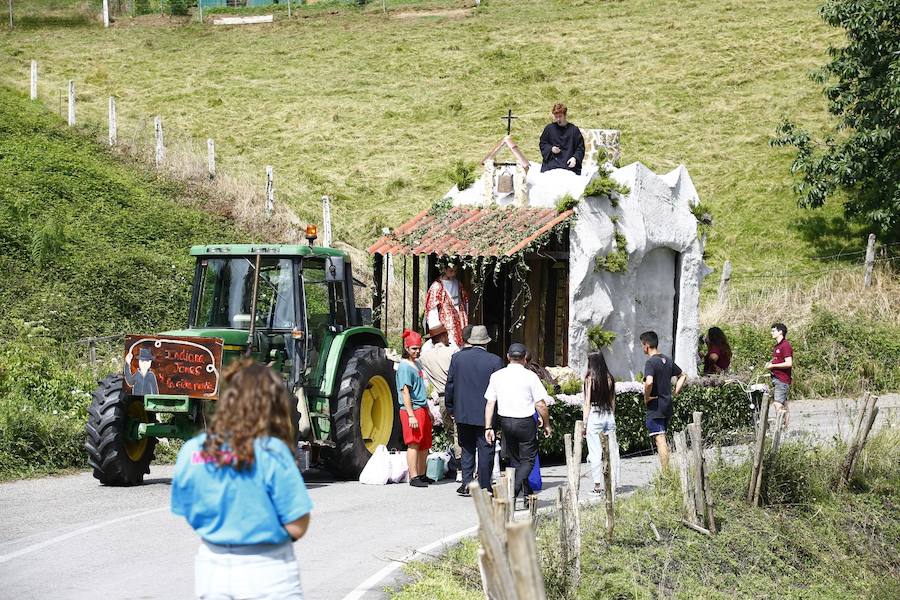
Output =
[{"x1": 568, "y1": 163, "x2": 709, "y2": 379}]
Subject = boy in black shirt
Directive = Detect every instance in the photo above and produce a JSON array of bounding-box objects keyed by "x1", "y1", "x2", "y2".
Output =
[{"x1": 640, "y1": 331, "x2": 687, "y2": 470}]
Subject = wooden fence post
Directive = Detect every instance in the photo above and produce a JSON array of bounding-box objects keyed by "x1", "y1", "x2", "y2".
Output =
[
  {"x1": 717, "y1": 260, "x2": 732, "y2": 304},
  {"x1": 863, "y1": 234, "x2": 876, "y2": 288},
  {"x1": 154, "y1": 116, "x2": 164, "y2": 167},
  {"x1": 470, "y1": 482, "x2": 518, "y2": 600},
  {"x1": 674, "y1": 430, "x2": 697, "y2": 524},
  {"x1": 601, "y1": 432, "x2": 614, "y2": 541},
  {"x1": 108, "y1": 97, "x2": 117, "y2": 146},
  {"x1": 507, "y1": 521, "x2": 548, "y2": 600},
  {"x1": 67, "y1": 80, "x2": 76, "y2": 126},
  {"x1": 206, "y1": 138, "x2": 215, "y2": 179},
  {"x1": 265, "y1": 165, "x2": 275, "y2": 216},
  {"x1": 287, "y1": 0, "x2": 292, "y2": 18},
  {"x1": 693, "y1": 412, "x2": 717, "y2": 534},
  {"x1": 8, "y1": 0, "x2": 13, "y2": 29},
  {"x1": 839, "y1": 393, "x2": 879, "y2": 487},
  {"x1": 88, "y1": 338, "x2": 98, "y2": 378},
  {"x1": 748, "y1": 393, "x2": 771, "y2": 505},
  {"x1": 322, "y1": 195, "x2": 332, "y2": 247},
  {"x1": 30, "y1": 60, "x2": 37, "y2": 100},
  {"x1": 103, "y1": 0, "x2": 109, "y2": 27}
]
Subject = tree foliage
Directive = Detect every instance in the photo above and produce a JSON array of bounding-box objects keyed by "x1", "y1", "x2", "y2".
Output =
[{"x1": 771, "y1": 0, "x2": 900, "y2": 238}]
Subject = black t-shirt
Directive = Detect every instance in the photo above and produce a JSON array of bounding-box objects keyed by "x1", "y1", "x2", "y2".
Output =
[{"x1": 644, "y1": 354, "x2": 682, "y2": 419}]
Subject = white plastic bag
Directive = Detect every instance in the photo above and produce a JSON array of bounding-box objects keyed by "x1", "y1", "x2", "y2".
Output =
[
  {"x1": 359, "y1": 444, "x2": 391, "y2": 485},
  {"x1": 388, "y1": 451, "x2": 409, "y2": 483}
]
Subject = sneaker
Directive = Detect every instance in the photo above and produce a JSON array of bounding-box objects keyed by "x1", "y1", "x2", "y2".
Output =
[
  {"x1": 420, "y1": 475, "x2": 435, "y2": 484},
  {"x1": 409, "y1": 477, "x2": 428, "y2": 488},
  {"x1": 456, "y1": 484, "x2": 470, "y2": 497}
]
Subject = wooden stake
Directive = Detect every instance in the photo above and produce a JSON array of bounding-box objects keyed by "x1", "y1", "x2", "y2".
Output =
[
  {"x1": 8, "y1": 0, "x2": 13, "y2": 29},
  {"x1": 287, "y1": 0, "x2": 292, "y2": 18},
  {"x1": 688, "y1": 421, "x2": 705, "y2": 520},
  {"x1": 507, "y1": 520, "x2": 548, "y2": 600},
  {"x1": 842, "y1": 394, "x2": 879, "y2": 486},
  {"x1": 265, "y1": 165, "x2": 274, "y2": 216},
  {"x1": 681, "y1": 519, "x2": 712, "y2": 537},
  {"x1": 770, "y1": 409, "x2": 785, "y2": 456},
  {"x1": 601, "y1": 432, "x2": 614, "y2": 541},
  {"x1": 67, "y1": 80, "x2": 76, "y2": 126},
  {"x1": 748, "y1": 392, "x2": 770, "y2": 505},
  {"x1": 717, "y1": 259, "x2": 732, "y2": 304},
  {"x1": 108, "y1": 97, "x2": 117, "y2": 146},
  {"x1": 863, "y1": 233, "x2": 876, "y2": 288},
  {"x1": 645, "y1": 512, "x2": 662, "y2": 542},
  {"x1": 556, "y1": 486, "x2": 571, "y2": 586},
  {"x1": 102, "y1": 0, "x2": 109, "y2": 28},
  {"x1": 470, "y1": 483, "x2": 517, "y2": 600},
  {"x1": 492, "y1": 498, "x2": 509, "y2": 550},
  {"x1": 572, "y1": 420, "x2": 584, "y2": 496},
  {"x1": 154, "y1": 116, "x2": 164, "y2": 167},
  {"x1": 674, "y1": 430, "x2": 697, "y2": 524},
  {"x1": 206, "y1": 138, "x2": 215, "y2": 179},
  {"x1": 29, "y1": 60, "x2": 37, "y2": 100},
  {"x1": 505, "y1": 466, "x2": 515, "y2": 509},
  {"x1": 528, "y1": 494, "x2": 538, "y2": 528}
]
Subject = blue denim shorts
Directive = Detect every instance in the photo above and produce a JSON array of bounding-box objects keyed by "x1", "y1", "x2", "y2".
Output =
[{"x1": 645, "y1": 416, "x2": 668, "y2": 437}]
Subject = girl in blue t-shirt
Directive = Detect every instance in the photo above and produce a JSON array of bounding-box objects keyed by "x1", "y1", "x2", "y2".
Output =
[{"x1": 171, "y1": 360, "x2": 313, "y2": 599}]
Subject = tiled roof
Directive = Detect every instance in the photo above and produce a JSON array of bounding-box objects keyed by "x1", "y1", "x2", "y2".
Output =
[{"x1": 367, "y1": 205, "x2": 574, "y2": 257}]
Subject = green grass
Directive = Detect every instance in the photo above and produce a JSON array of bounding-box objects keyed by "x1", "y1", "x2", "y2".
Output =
[
  {"x1": 394, "y1": 430, "x2": 900, "y2": 599},
  {"x1": 0, "y1": 0, "x2": 859, "y2": 288},
  {"x1": 0, "y1": 84, "x2": 240, "y2": 480}
]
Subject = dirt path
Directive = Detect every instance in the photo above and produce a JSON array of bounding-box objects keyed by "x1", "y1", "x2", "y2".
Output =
[{"x1": 0, "y1": 395, "x2": 896, "y2": 599}]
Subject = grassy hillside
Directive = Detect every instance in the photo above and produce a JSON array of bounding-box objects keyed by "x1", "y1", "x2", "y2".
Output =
[
  {"x1": 0, "y1": 0, "x2": 859, "y2": 286},
  {"x1": 0, "y1": 86, "x2": 242, "y2": 478},
  {"x1": 0, "y1": 87, "x2": 241, "y2": 338}
]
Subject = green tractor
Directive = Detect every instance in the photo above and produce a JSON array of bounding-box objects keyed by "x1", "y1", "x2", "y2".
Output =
[{"x1": 85, "y1": 242, "x2": 400, "y2": 485}]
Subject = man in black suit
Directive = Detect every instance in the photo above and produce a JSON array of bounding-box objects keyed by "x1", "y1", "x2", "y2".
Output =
[{"x1": 445, "y1": 325, "x2": 504, "y2": 496}]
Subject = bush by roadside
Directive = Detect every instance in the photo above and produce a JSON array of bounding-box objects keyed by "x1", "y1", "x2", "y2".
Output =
[
  {"x1": 723, "y1": 307, "x2": 900, "y2": 398},
  {"x1": 541, "y1": 380, "x2": 753, "y2": 458}
]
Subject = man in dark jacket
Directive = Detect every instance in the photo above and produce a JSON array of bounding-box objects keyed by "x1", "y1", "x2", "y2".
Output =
[{"x1": 445, "y1": 325, "x2": 504, "y2": 496}]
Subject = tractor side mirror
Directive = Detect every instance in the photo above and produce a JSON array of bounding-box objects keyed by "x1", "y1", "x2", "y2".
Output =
[{"x1": 325, "y1": 257, "x2": 345, "y2": 283}]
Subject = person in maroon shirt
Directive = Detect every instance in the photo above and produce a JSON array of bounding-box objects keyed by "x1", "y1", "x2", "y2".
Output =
[
  {"x1": 764, "y1": 323, "x2": 793, "y2": 425},
  {"x1": 701, "y1": 327, "x2": 732, "y2": 375}
]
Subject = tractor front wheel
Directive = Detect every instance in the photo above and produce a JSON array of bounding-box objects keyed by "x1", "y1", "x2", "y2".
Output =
[
  {"x1": 329, "y1": 346, "x2": 399, "y2": 479},
  {"x1": 85, "y1": 374, "x2": 156, "y2": 486}
]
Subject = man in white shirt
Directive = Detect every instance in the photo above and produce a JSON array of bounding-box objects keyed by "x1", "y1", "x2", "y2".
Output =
[{"x1": 484, "y1": 343, "x2": 552, "y2": 501}]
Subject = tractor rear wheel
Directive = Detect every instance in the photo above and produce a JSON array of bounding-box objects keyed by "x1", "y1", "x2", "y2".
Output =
[
  {"x1": 85, "y1": 374, "x2": 156, "y2": 486},
  {"x1": 329, "y1": 346, "x2": 399, "y2": 479}
]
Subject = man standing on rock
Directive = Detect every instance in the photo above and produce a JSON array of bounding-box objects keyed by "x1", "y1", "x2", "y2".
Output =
[
  {"x1": 765, "y1": 322, "x2": 793, "y2": 426},
  {"x1": 641, "y1": 331, "x2": 686, "y2": 471},
  {"x1": 445, "y1": 325, "x2": 503, "y2": 496},
  {"x1": 539, "y1": 102, "x2": 586, "y2": 175},
  {"x1": 484, "y1": 343, "x2": 552, "y2": 504}
]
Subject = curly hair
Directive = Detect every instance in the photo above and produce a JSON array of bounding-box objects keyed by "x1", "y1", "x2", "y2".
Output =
[
  {"x1": 552, "y1": 102, "x2": 568, "y2": 115},
  {"x1": 202, "y1": 359, "x2": 295, "y2": 470}
]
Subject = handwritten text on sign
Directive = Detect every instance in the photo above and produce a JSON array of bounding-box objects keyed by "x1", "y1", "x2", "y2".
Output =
[{"x1": 123, "y1": 335, "x2": 224, "y2": 399}]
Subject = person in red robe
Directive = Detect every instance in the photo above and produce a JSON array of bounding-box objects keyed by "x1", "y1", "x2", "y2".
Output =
[{"x1": 424, "y1": 262, "x2": 470, "y2": 348}]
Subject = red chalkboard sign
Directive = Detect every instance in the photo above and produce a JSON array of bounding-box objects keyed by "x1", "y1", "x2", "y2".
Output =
[{"x1": 123, "y1": 335, "x2": 224, "y2": 399}]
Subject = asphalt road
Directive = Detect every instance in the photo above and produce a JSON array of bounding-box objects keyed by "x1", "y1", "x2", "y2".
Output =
[{"x1": 0, "y1": 395, "x2": 896, "y2": 600}]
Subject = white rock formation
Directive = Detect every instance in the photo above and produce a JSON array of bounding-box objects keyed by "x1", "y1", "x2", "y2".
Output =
[{"x1": 445, "y1": 157, "x2": 709, "y2": 379}]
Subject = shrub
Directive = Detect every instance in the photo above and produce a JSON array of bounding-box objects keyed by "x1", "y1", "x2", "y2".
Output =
[
  {"x1": 135, "y1": 0, "x2": 152, "y2": 15},
  {"x1": 448, "y1": 159, "x2": 477, "y2": 191},
  {"x1": 167, "y1": 0, "x2": 191, "y2": 16},
  {"x1": 722, "y1": 309, "x2": 900, "y2": 397},
  {"x1": 0, "y1": 320, "x2": 95, "y2": 479},
  {"x1": 540, "y1": 380, "x2": 753, "y2": 457},
  {"x1": 584, "y1": 167, "x2": 630, "y2": 199},
  {"x1": 555, "y1": 194, "x2": 578, "y2": 213},
  {"x1": 587, "y1": 325, "x2": 616, "y2": 350},
  {"x1": 594, "y1": 230, "x2": 628, "y2": 273}
]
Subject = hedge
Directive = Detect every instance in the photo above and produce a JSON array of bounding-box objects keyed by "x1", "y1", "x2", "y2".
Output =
[{"x1": 539, "y1": 379, "x2": 754, "y2": 458}]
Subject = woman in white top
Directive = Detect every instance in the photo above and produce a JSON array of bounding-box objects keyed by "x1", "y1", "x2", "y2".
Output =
[{"x1": 582, "y1": 351, "x2": 620, "y2": 496}]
